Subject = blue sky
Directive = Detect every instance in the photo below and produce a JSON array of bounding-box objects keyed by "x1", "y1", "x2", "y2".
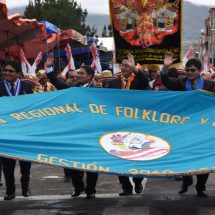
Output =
[{"x1": 6, "y1": 0, "x2": 215, "y2": 14}]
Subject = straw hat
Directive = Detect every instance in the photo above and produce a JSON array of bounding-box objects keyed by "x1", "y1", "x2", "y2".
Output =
[
  {"x1": 147, "y1": 64, "x2": 160, "y2": 72},
  {"x1": 169, "y1": 63, "x2": 185, "y2": 74},
  {"x1": 101, "y1": 70, "x2": 112, "y2": 77},
  {"x1": 36, "y1": 70, "x2": 47, "y2": 81}
]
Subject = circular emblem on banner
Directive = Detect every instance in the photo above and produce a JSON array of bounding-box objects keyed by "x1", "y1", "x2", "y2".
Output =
[{"x1": 100, "y1": 132, "x2": 170, "y2": 161}]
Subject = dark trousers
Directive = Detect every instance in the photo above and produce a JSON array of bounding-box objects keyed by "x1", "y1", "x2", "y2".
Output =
[
  {"x1": 2, "y1": 158, "x2": 31, "y2": 194},
  {"x1": 71, "y1": 169, "x2": 98, "y2": 194},
  {"x1": 119, "y1": 176, "x2": 143, "y2": 190},
  {"x1": 64, "y1": 168, "x2": 73, "y2": 177},
  {"x1": 182, "y1": 174, "x2": 209, "y2": 192},
  {"x1": 0, "y1": 157, "x2": 2, "y2": 182}
]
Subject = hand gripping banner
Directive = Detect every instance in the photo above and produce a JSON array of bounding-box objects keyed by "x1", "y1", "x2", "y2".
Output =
[
  {"x1": 109, "y1": 0, "x2": 182, "y2": 64},
  {"x1": 0, "y1": 88, "x2": 214, "y2": 177}
]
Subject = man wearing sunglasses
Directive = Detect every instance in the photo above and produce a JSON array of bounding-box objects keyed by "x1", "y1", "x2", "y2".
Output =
[
  {"x1": 0, "y1": 61, "x2": 33, "y2": 200},
  {"x1": 161, "y1": 54, "x2": 215, "y2": 198},
  {"x1": 161, "y1": 53, "x2": 215, "y2": 91}
]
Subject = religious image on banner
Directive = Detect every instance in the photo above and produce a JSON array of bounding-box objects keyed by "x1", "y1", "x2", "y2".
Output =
[
  {"x1": 100, "y1": 132, "x2": 170, "y2": 161},
  {"x1": 109, "y1": 0, "x2": 182, "y2": 64}
]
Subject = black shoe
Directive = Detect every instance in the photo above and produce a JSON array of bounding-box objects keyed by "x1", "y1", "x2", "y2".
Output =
[
  {"x1": 119, "y1": 189, "x2": 132, "y2": 196},
  {"x1": 174, "y1": 176, "x2": 182, "y2": 181},
  {"x1": 197, "y1": 191, "x2": 207, "y2": 198},
  {"x1": 135, "y1": 184, "x2": 143, "y2": 194},
  {"x1": 71, "y1": 187, "x2": 85, "y2": 197},
  {"x1": 71, "y1": 191, "x2": 82, "y2": 197},
  {"x1": 22, "y1": 190, "x2": 31, "y2": 197},
  {"x1": 4, "y1": 193, "x2": 15, "y2": 200},
  {"x1": 86, "y1": 193, "x2": 95, "y2": 199},
  {"x1": 178, "y1": 186, "x2": 188, "y2": 194}
]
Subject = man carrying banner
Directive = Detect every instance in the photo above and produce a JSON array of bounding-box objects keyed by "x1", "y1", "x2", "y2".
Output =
[
  {"x1": 106, "y1": 54, "x2": 149, "y2": 90},
  {"x1": 106, "y1": 54, "x2": 149, "y2": 196},
  {"x1": 45, "y1": 57, "x2": 98, "y2": 199},
  {"x1": 1, "y1": 61, "x2": 33, "y2": 200},
  {"x1": 161, "y1": 53, "x2": 215, "y2": 197}
]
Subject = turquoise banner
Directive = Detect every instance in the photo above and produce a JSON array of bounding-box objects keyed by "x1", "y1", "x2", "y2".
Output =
[{"x1": 0, "y1": 88, "x2": 215, "y2": 177}]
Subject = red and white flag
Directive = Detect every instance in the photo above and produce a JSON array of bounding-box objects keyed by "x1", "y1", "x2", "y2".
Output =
[
  {"x1": 29, "y1": 51, "x2": 43, "y2": 75},
  {"x1": 183, "y1": 46, "x2": 193, "y2": 66},
  {"x1": 62, "y1": 44, "x2": 76, "y2": 76},
  {"x1": 19, "y1": 48, "x2": 32, "y2": 76},
  {"x1": 19, "y1": 48, "x2": 43, "y2": 76},
  {"x1": 203, "y1": 55, "x2": 209, "y2": 72},
  {"x1": 91, "y1": 42, "x2": 102, "y2": 75}
]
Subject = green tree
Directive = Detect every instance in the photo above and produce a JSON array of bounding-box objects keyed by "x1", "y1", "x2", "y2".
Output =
[
  {"x1": 101, "y1": 24, "x2": 113, "y2": 37},
  {"x1": 102, "y1": 25, "x2": 107, "y2": 37},
  {"x1": 24, "y1": 0, "x2": 91, "y2": 34},
  {"x1": 108, "y1": 24, "x2": 113, "y2": 37},
  {"x1": 86, "y1": 24, "x2": 98, "y2": 37}
]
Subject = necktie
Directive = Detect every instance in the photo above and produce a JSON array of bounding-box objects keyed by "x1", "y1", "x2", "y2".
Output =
[
  {"x1": 190, "y1": 81, "x2": 195, "y2": 90},
  {"x1": 10, "y1": 83, "x2": 15, "y2": 96}
]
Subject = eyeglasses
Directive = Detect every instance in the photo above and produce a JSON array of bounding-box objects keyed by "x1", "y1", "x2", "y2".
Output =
[
  {"x1": 121, "y1": 64, "x2": 130, "y2": 68},
  {"x1": 3, "y1": 68, "x2": 16, "y2": 73},
  {"x1": 185, "y1": 68, "x2": 197, "y2": 73}
]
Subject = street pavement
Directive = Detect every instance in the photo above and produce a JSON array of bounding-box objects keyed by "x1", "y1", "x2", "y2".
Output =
[{"x1": 0, "y1": 163, "x2": 215, "y2": 215}]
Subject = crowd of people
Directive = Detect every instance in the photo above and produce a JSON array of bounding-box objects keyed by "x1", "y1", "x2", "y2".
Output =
[{"x1": 0, "y1": 52, "x2": 215, "y2": 200}]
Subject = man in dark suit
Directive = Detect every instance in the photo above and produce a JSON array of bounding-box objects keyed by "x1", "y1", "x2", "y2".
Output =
[
  {"x1": 161, "y1": 54, "x2": 215, "y2": 198},
  {"x1": 106, "y1": 55, "x2": 149, "y2": 196},
  {"x1": 106, "y1": 64, "x2": 149, "y2": 90},
  {"x1": 1, "y1": 61, "x2": 33, "y2": 200},
  {"x1": 161, "y1": 54, "x2": 215, "y2": 92},
  {"x1": 46, "y1": 58, "x2": 98, "y2": 199}
]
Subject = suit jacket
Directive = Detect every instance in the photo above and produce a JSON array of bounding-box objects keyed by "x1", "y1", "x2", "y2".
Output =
[
  {"x1": 161, "y1": 68, "x2": 215, "y2": 92},
  {"x1": 106, "y1": 72, "x2": 149, "y2": 90},
  {"x1": 76, "y1": 83, "x2": 97, "y2": 88},
  {"x1": 47, "y1": 71, "x2": 96, "y2": 89},
  {"x1": 47, "y1": 72, "x2": 71, "y2": 90},
  {"x1": 0, "y1": 80, "x2": 33, "y2": 97}
]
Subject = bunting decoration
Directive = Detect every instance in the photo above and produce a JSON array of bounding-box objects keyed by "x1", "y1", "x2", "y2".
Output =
[
  {"x1": 182, "y1": 45, "x2": 193, "y2": 66},
  {"x1": 91, "y1": 42, "x2": 102, "y2": 74},
  {"x1": 203, "y1": 55, "x2": 209, "y2": 73},
  {"x1": 19, "y1": 48, "x2": 42, "y2": 76},
  {"x1": 19, "y1": 48, "x2": 32, "y2": 76},
  {"x1": 30, "y1": 51, "x2": 43, "y2": 75},
  {"x1": 62, "y1": 44, "x2": 76, "y2": 76}
]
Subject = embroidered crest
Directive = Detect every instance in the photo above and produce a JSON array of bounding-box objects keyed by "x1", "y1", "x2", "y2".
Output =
[{"x1": 100, "y1": 132, "x2": 170, "y2": 161}]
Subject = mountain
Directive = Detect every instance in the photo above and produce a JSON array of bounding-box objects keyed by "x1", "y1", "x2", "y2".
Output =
[
  {"x1": 8, "y1": 1, "x2": 211, "y2": 42},
  {"x1": 86, "y1": 14, "x2": 110, "y2": 36},
  {"x1": 183, "y1": 1, "x2": 210, "y2": 41},
  {"x1": 8, "y1": 6, "x2": 25, "y2": 15}
]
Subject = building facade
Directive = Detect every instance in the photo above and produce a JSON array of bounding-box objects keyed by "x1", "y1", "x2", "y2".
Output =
[{"x1": 198, "y1": 8, "x2": 215, "y2": 68}]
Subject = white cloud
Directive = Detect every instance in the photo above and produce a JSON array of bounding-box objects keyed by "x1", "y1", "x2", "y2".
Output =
[
  {"x1": 6, "y1": 0, "x2": 109, "y2": 14},
  {"x1": 6, "y1": 0, "x2": 215, "y2": 13},
  {"x1": 186, "y1": 0, "x2": 215, "y2": 6},
  {"x1": 76, "y1": 0, "x2": 109, "y2": 14}
]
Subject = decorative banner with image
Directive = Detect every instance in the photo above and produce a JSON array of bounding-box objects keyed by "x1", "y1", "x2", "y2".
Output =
[{"x1": 109, "y1": 0, "x2": 182, "y2": 64}]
